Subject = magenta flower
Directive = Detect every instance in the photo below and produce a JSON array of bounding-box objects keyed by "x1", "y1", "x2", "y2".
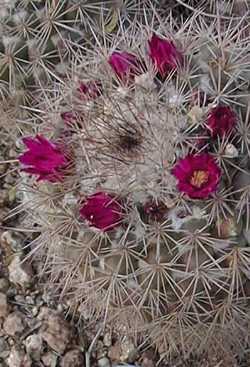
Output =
[
  {"x1": 206, "y1": 105, "x2": 237, "y2": 137},
  {"x1": 172, "y1": 154, "x2": 221, "y2": 199},
  {"x1": 108, "y1": 51, "x2": 142, "y2": 82},
  {"x1": 18, "y1": 135, "x2": 68, "y2": 182},
  {"x1": 80, "y1": 192, "x2": 123, "y2": 231},
  {"x1": 148, "y1": 34, "x2": 183, "y2": 77},
  {"x1": 78, "y1": 80, "x2": 102, "y2": 100}
]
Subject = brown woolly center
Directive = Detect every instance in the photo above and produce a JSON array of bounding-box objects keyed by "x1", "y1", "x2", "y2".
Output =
[
  {"x1": 117, "y1": 134, "x2": 142, "y2": 155},
  {"x1": 190, "y1": 170, "x2": 209, "y2": 188}
]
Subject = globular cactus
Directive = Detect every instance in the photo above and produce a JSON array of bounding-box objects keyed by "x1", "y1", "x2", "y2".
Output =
[
  {"x1": 8, "y1": 6, "x2": 250, "y2": 363},
  {"x1": 0, "y1": 0, "x2": 142, "y2": 109}
]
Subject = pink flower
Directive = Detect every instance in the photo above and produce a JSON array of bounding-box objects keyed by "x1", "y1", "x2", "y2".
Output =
[
  {"x1": 206, "y1": 105, "x2": 237, "y2": 137},
  {"x1": 78, "y1": 80, "x2": 102, "y2": 100},
  {"x1": 108, "y1": 51, "x2": 142, "y2": 82},
  {"x1": 18, "y1": 135, "x2": 68, "y2": 182},
  {"x1": 172, "y1": 154, "x2": 221, "y2": 199},
  {"x1": 80, "y1": 192, "x2": 123, "y2": 231},
  {"x1": 148, "y1": 34, "x2": 183, "y2": 77}
]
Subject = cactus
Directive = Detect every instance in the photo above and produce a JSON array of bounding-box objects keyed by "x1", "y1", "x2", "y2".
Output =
[
  {"x1": 0, "y1": 0, "x2": 148, "y2": 109},
  {"x1": 7, "y1": 4, "x2": 250, "y2": 364}
]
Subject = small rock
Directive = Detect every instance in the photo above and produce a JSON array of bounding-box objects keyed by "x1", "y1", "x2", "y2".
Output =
[
  {"x1": 103, "y1": 331, "x2": 112, "y2": 347},
  {"x1": 25, "y1": 296, "x2": 35, "y2": 305},
  {"x1": 25, "y1": 334, "x2": 43, "y2": 361},
  {"x1": 97, "y1": 357, "x2": 111, "y2": 367},
  {"x1": 8, "y1": 255, "x2": 33, "y2": 288},
  {"x1": 224, "y1": 143, "x2": 238, "y2": 158},
  {"x1": 3, "y1": 312, "x2": 25, "y2": 337},
  {"x1": 1, "y1": 231, "x2": 21, "y2": 252},
  {"x1": 7, "y1": 347, "x2": 32, "y2": 367},
  {"x1": 0, "y1": 278, "x2": 9, "y2": 292},
  {"x1": 0, "y1": 292, "x2": 8, "y2": 317},
  {"x1": 61, "y1": 349, "x2": 84, "y2": 367},
  {"x1": 0, "y1": 337, "x2": 10, "y2": 359},
  {"x1": 141, "y1": 350, "x2": 155, "y2": 367},
  {"x1": 39, "y1": 307, "x2": 72, "y2": 354},
  {"x1": 108, "y1": 343, "x2": 121, "y2": 363},
  {"x1": 32, "y1": 306, "x2": 39, "y2": 316},
  {"x1": 14, "y1": 295, "x2": 26, "y2": 304},
  {"x1": 98, "y1": 356, "x2": 111, "y2": 367},
  {"x1": 57, "y1": 303, "x2": 64, "y2": 312},
  {"x1": 41, "y1": 351, "x2": 58, "y2": 367},
  {"x1": 120, "y1": 339, "x2": 138, "y2": 363}
]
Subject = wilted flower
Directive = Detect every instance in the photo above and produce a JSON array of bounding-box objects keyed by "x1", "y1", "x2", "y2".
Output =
[
  {"x1": 148, "y1": 34, "x2": 183, "y2": 77},
  {"x1": 143, "y1": 200, "x2": 168, "y2": 223},
  {"x1": 18, "y1": 135, "x2": 68, "y2": 182},
  {"x1": 78, "y1": 80, "x2": 102, "y2": 99},
  {"x1": 80, "y1": 192, "x2": 123, "y2": 231},
  {"x1": 172, "y1": 153, "x2": 221, "y2": 199},
  {"x1": 61, "y1": 111, "x2": 77, "y2": 125},
  {"x1": 206, "y1": 105, "x2": 237, "y2": 137},
  {"x1": 108, "y1": 51, "x2": 142, "y2": 82}
]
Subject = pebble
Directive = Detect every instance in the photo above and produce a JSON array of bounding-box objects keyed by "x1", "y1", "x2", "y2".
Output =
[
  {"x1": 3, "y1": 311, "x2": 25, "y2": 337},
  {"x1": 141, "y1": 350, "x2": 155, "y2": 367},
  {"x1": 8, "y1": 255, "x2": 33, "y2": 288},
  {"x1": 0, "y1": 337, "x2": 10, "y2": 359},
  {"x1": 98, "y1": 356, "x2": 111, "y2": 367},
  {"x1": 41, "y1": 351, "x2": 58, "y2": 367},
  {"x1": 25, "y1": 334, "x2": 43, "y2": 361},
  {"x1": 32, "y1": 306, "x2": 39, "y2": 316},
  {"x1": 224, "y1": 143, "x2": 238, "y2": 158},
  {"x1": 0, "y1": 278, "x2": 9, "y2": 292},
  {"x1": 103, "y1": 331, "x2": 112, "y2": 347},
  {"x1": 7, "y1": 347, "x2": 32, "y2": 367},
  {"x1": 120, "y1": 339, "x2": 138, "y2": 363},
  {"x1": 25, "y1": 296, "x2": 35, "y2": 305},
  {"x1": 1, "y1": 231, "x2": 21, "y2": 252},
  {"x1": 38, "y1": 307, "x2": 72, "y2": 354},
  {"x1": 108, "y1": 343, "x2": 121, "y2": 363},
  {"x1": 0, "y1": 292, "x2": 8, "y2": 317},
  {"x1": 14, "y1": 294, "x2": 26, "y2": 304},
  {"x1": 61, "y1": 349, "x2": 84, "y2": 367}
]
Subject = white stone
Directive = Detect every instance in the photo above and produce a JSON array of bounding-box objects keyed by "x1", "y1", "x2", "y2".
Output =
[
  {"x1": 25, "y1": 334, "x2": 43, "y2": 361},
  {"x1": 98, "y1": 357, "x2": 111, "y2": 367},
  {"x1": 224, "y1": 143, "x2": 238, "y2": 158},
  {"x1": 8, "y1": 255, "x2": 33, "y2": 288}
]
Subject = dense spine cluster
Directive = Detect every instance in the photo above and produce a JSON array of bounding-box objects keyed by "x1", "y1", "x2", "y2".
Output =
[{"x1": 0, "y1": 0, "x2": 139, "y2": 107}]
